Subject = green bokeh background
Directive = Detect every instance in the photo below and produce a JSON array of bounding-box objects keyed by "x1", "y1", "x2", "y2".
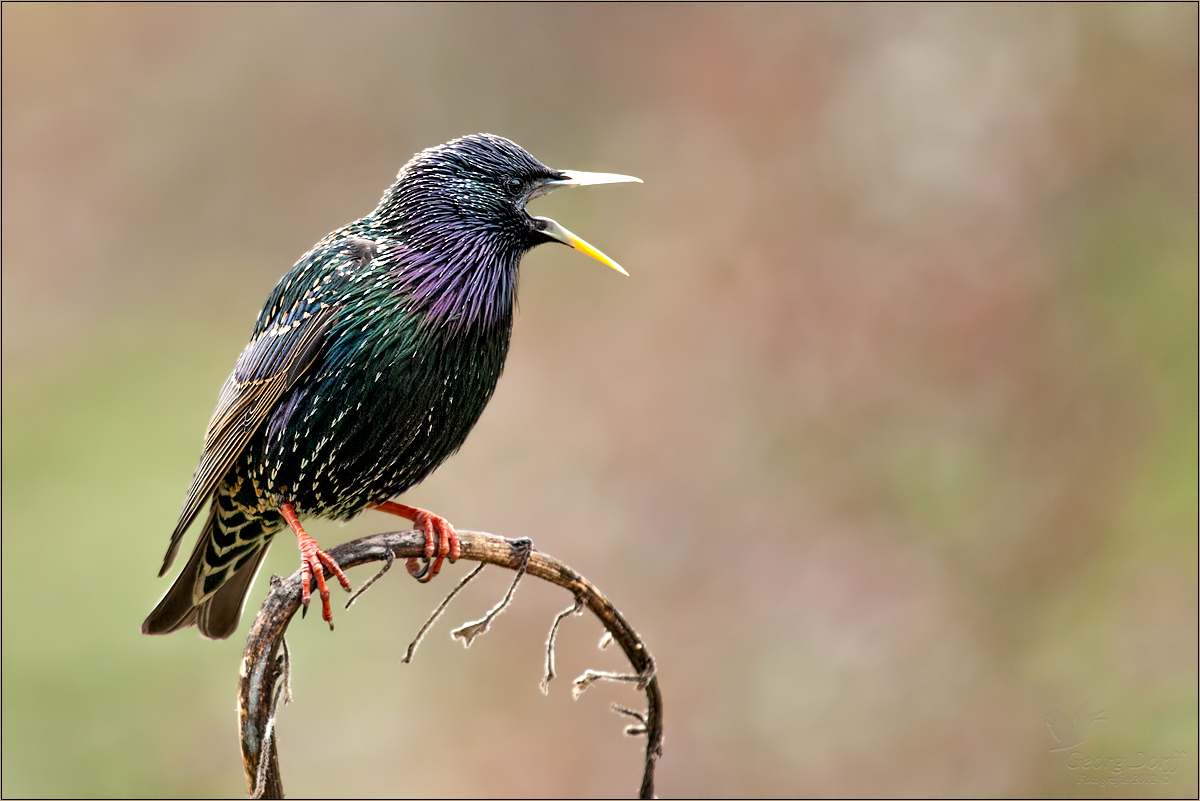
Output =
[{"x1": 3, "y1": 4, "x2": 1196, "y2": 797}]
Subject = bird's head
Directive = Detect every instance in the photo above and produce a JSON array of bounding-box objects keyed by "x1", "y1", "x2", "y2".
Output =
[{"x1": 378, "y1": 133, "x2": 640, "y2": 275}]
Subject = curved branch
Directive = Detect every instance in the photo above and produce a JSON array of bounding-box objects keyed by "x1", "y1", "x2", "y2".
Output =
[{"x1": 238, "y1": 530, "x2": 662, "y2": 799}]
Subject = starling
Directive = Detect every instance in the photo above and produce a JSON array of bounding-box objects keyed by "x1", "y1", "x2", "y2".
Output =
[{"x1": 143, "y1": 134, "x2": 639, "y2": 639}]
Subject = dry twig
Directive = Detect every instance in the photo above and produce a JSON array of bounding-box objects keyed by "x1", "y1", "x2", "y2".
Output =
[{"x1": 237, "y1": 529, "x2": 662, "y2": 799}]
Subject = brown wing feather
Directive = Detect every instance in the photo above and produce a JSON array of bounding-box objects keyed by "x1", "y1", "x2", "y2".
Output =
[{"x1": 157, "y1": 304, "x2": 337, "y2": 576}]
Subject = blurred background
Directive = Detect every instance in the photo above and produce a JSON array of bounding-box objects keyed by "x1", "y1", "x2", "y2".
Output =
[{"x1": 3, "y1": 4, "x2": 1196, "y2": 798}]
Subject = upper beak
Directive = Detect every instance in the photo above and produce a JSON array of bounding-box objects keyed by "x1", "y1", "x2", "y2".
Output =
[
  {"x1": 531, "y1": 170, "x2": 641, "y2": 276},
  {"x1": 549, "y1": 170, "x2": 643, "y2": 190}
]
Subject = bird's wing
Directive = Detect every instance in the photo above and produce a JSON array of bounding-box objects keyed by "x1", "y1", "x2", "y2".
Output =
[{"x1": 157, "y1": 300, "x2": 338, "y2": 576}]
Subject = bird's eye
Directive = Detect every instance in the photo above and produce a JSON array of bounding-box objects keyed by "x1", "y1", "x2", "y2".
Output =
[{"x1": 504, "y1": 177, "x2": 523, "y2": 197}]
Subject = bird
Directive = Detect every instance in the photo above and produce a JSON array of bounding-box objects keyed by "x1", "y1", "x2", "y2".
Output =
[{"x1": 143, "y1": 133, "x2": 639, "y2": 639}]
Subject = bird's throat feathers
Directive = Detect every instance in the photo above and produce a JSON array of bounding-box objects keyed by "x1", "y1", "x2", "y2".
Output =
[
  {"x1": 386, "y1": 229, "x2": 520, "y2": 336},
  {"x1": 373, "y1": 169, "x2": 526, "y2": 335}
]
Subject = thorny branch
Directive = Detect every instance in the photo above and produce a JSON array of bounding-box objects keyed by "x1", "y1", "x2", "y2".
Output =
[{"x1": 238, "y1": 530, "x2": 662, "y2": 800}]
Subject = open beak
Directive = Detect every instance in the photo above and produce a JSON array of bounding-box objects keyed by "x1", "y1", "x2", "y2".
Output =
[{"x1": 531, "y1": 170, "x2": 641, "y2": 276}]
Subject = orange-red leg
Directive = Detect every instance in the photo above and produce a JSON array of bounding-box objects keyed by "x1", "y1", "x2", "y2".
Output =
[
  {"x1": 368, "y1": 501, "x2": 460, "y2": 582},
  {"x1": 280, "y1": 503, "x2": 351, "y2": 628}
]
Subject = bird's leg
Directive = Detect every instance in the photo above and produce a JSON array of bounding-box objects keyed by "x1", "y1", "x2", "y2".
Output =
[
  {"x1": 279, "y1": 503, "x2": 351, "y2": 628},
  {"x1": 368, "y1": 501, "x2": 461, "y2": 583}
]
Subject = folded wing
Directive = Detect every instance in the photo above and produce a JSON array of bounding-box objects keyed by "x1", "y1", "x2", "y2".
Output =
[{"x1": 157, "y1": 301, "x2": 338, "y2": 576}]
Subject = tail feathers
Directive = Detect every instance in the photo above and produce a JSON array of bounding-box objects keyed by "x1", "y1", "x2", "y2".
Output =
[
  {"x1": 142, "y1": 523, "x2": 209, "y2": 636},
  {"x1": 197, "y1": 547, "x2": 268, "y2": 639},
  {"x1": 143, "y1": 505, "x2": 272, "y2": 640}
]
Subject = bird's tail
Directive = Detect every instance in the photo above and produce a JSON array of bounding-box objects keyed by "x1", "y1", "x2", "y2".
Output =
[{"x1": 142, "y1": 503, "x2": 274, "y2": 640}]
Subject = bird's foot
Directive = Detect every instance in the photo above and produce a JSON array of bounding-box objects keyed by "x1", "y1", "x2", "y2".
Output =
[
  {"x1": 280, "y1": 503, "x2": 351, "y2": 628},
  {"x1": 407, "y1": 508, "x2": 461, "y2": 583},
  {"x1": 369, "y1": 501, "x2": 461, "y2": 583},
  {"x1": 297, "y1": 533, "x2": 353, "y2": 626}
]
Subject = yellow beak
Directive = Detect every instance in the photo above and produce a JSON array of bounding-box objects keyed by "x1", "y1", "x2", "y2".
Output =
[{"x1": 533, "y1": 217, "x2": 630, "y2": 276}]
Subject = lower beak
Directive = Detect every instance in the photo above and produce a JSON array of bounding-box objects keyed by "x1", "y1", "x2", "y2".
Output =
[
  {"x1": 531, "y1": 170, "x2": 641, "y2": 276},
  {"x1": 534, "y1": 217, "x2": 630, "y2": 276}
]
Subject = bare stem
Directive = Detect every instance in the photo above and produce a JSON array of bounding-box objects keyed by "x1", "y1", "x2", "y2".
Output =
[
  {"x1": 542, "y1": 596, "x2": 584, "y2": 694},
  {"x1": 402, "y1": 561, "x2": 485, "y2": 663}
]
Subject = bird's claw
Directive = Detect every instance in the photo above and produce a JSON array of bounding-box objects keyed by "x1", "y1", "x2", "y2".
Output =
[
  {"x1": 297, "y1": 533, "x2": 352, "y2": 628},
  {"x1": 405, "y1": 510, "x2": 460, "y2": 583}
]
